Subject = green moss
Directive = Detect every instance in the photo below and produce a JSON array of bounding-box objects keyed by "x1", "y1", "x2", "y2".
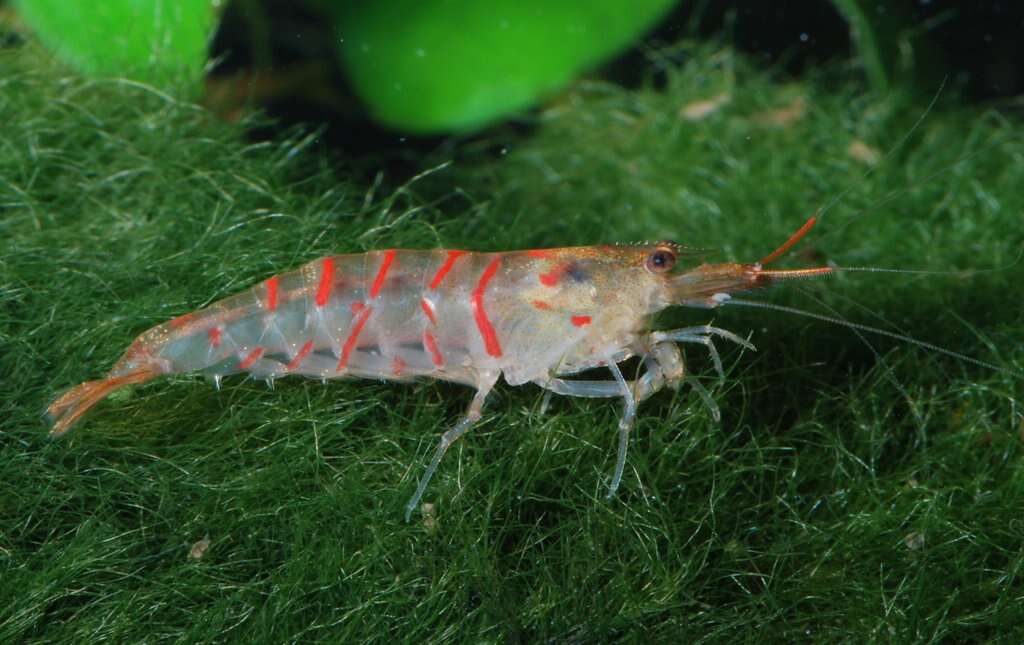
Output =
[{"x1": 2, "y1": 40, "x2": 1022, "y2": 641}]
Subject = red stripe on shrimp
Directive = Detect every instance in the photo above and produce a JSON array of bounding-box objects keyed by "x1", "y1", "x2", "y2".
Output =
[
  {"x1": 420, "y1": 298, "x2": 437, "y2": 325},
  {"x1": 423, "y1": 330, "x2": 444, "y2": 367},
  {"x1": 472, "y1": 256, "x2": 503, "y2": 358},
  {"x1": 370, "y1": 250, "x2": 396, "y2": 299},
  {"x1": 207, "y1": 327, "x2": 222, "y2": 348},
  {"x1": 286, "y1": 340, "x2": 314, "y2": 371},
  {"x1": 391, "y1": 356, "x2": 406, "y2": 377},
  {"x1": 570, "y1": 315, "x2": 592, "y2": 327},
  {"x1": 264, "y1": 276, "x2": 280, "y2": 311},
  {"x1": 315, "y1": 258, "x2": 335, "y2": 307},
  {"x1": 337, "y1": 306, "x2": 372, "y2": 370},
  {"x1": 238, "y1": 347, "x2": 264, "y2": 370},
  {"x1": 429, "y1": 250, "x2": 466, "y2": 290}
]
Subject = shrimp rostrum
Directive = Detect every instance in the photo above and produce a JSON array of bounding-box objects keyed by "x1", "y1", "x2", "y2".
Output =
[{"x1": 48, "y1": 218, "x2": 832, "y2": 519}]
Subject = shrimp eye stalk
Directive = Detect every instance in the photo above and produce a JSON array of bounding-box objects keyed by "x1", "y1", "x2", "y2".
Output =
[{"x1": 645, "y1": 248, "x2": 677, "y2": 274}]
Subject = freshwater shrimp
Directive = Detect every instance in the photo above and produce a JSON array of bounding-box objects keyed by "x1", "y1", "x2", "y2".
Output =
[{"x1": 48, "y1": 218, "x2": 834, "y2": 519}]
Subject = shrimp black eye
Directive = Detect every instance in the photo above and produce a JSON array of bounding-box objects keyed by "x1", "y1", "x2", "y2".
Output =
[{"x1": 645, "y1": 248, "x2": 676, "y2": 273}]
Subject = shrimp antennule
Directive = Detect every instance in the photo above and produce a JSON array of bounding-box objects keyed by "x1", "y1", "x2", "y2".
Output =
[
  {"x1": 759, "y1": 214, "x2": 820, "y2": 265},
  {"x1": 756, "y1": 214, "x2": 834, "y2": 281},
  {"x1": 671, "y1": 215, "x2": 833, "y2": 306}
]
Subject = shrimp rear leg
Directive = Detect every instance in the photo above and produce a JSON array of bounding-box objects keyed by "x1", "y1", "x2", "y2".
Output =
[{"x1": 404, "y1": 369, "x2": 500, "y2": 521}]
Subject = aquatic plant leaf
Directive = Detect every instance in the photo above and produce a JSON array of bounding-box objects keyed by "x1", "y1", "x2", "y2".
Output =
[
  {"x1": 327, "y1": 0, "x2": 677, "y2": 133},
  {"x1": 14, "y1": 0, "x2": 219, "y2": 86}
]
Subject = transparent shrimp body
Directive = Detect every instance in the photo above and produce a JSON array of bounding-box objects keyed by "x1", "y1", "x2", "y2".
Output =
[{"x1": 47, "y1": 219, "x2": 831, "y2": 519}]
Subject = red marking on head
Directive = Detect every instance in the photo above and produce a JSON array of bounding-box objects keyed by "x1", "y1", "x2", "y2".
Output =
[
  {"x1": 207, "y1": 327, "x2": 222, "y2": 348},
  {"x1": 420, "y1": 298, "x2": 437, "y2": 325},
  {"x1": 429, "y1": 250, "x2": 466, "y2": 290},
  {"x1": 532, "y1": 300, "x2": 552, "y2": 310},
  {"x1": 351, "y1": 301, "x2": 365, "y2": 315},
  {"x1": 337, "y1": 306, "x2": 372, "y2": 370},
  {"x1": 538, "y1": 267, "x2": 561, "y2": 287},
  {"x1": 238, "y1": 347, "x2": 264, "y2": 370},
  {"x1": 391, "y1": 355, "x2": 406, "y2": 377},
  {"x1": 265, "y1": 276, "x2": 280, "y2": 311},
  {"x1": 370, "y1": 250, "x2": 396, "y2": 299},
  {"x1": 315, "y1": 258, "x2": 335, "y2": 308},
  {"x1": 538, "y1": 261, "x2": 576, "y2": 287},
  {"x1": 526, "y1": 249, "x2": 553, "y2": 258},
  {"x1": 423, "y1": 330, "x2": 444, "y2": 367},
  {"x1": 570, "y1": 315, "x2": 592, "y2": 328},
  {"x1": 472, "y1": 257, "x2": 503, "y2": 358},
  {"x1": 170, "y1": 312, "x2": 198, "y2": 329},
  {"x1": 286, "y1": 340, "x2": 314, "y2": 371}
]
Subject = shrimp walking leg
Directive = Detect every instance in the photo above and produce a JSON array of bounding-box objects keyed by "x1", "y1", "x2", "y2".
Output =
[
  {"x1": 535, "y1": 340, "x2": 726, "y2": 496},
  {"x1": 405, "y1": 370, "x2": 500, "y2": 521},
  {"x1": 533, "y1": 344, "x2": 683, "y2": 497},
  {"x1": 685, "y1": 375, "x2": 721, "y2": 422},
  {"x1": 535, "y1": 339, "x2": 685, "y2": 400},
  {"x1": 537, "y1": 378, "x2": 624, "y2": 398},
  {"x1": 639, "y1": 338, "x2": 722, "y2": 420},
  {"x1": 536, "y1": 359, "x2": 676, "y2": 401},
  {"x1": 601, "y1": 342, "x2": 720, "y2": 495},
  {"x1": 605, "y1": 360, "x2": 636, "y2": 499},
  {"x1": 651, "y1": 325, "x2": 755, "y2": 378}
]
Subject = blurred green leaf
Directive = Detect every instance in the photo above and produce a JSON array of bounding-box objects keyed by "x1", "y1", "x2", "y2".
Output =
[
  {"x1": 14, "y1": 0, "x2": 219, "y2": 86},
  {"x1": 326, "y1": 0, "x2": 678, "y2": 133},
  {"x1": 830, "y1": 0, "x2": 946, "y2": 95},
  {"x1": 830, "y1": 0, "x2": 894, "y2": 92}
]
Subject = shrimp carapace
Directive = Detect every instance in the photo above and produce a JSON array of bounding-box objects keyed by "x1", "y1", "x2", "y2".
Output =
[{"x1": 48, "y1": 218, "x2": 834, "y2": 518}]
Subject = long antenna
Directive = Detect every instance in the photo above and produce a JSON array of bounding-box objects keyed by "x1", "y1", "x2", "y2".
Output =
[
  {"x1": 722, "y1": 298, "x2": 1015, "y2": 376},
  {"x1": 816, "y1": 78, "x2": 947, "y2": 225}
]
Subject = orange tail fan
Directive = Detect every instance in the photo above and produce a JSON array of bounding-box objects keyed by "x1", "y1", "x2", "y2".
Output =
[{"x1": 46, "y1": 367, "x2": 162, "y2": 437}]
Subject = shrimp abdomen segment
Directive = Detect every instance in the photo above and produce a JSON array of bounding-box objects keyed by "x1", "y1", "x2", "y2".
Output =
[
  {"x1": 132, "y1": 250, "x2": 485, "y2": 383},
  {"x1": 96, "y1": 247, "x2": 641, "y2": 388}
]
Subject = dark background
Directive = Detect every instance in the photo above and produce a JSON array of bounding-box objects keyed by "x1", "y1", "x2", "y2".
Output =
[
  {"x1": 660, "y1": 0, "x2": 1024, "y2": 100},
  {"x1": 210, "y1": 0, "x2": 1024, "y2": 103},
  {"x1": 204, "y1": 0, "x2": 1024, "y2": 159}
]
